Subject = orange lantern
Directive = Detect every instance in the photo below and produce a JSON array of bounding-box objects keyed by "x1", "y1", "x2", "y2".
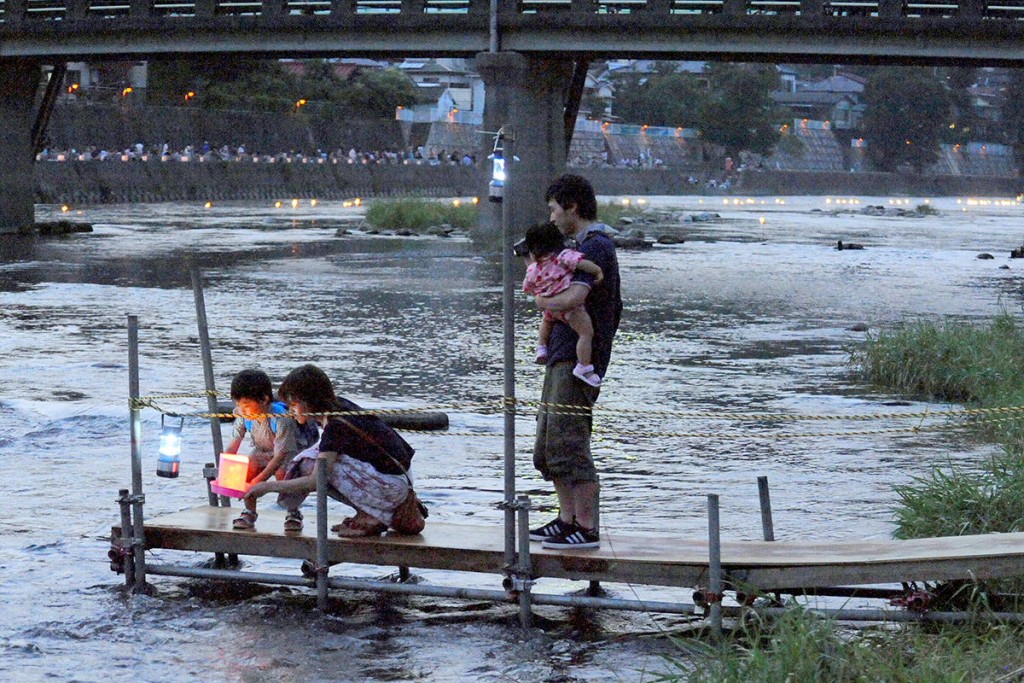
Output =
[{"x1": 210, "y1": 453, "x2": 251, "y2": 498}]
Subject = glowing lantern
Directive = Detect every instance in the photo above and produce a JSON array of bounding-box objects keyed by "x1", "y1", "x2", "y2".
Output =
[
  {"x1": 210, "y1": 452, "x2": 251, "y2": 498},
  {"x1": 156, "y1": 416, "x2": 183, "y2": 478}
]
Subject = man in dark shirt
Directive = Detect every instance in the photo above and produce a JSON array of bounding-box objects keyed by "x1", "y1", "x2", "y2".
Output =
[{"x1": 528, "y1": 174, "x2": 622, "y2": 550}]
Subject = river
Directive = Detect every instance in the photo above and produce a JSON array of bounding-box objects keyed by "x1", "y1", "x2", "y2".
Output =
[{"x1": 1, "y1": 194, "x2": 1021, "y2": 681}]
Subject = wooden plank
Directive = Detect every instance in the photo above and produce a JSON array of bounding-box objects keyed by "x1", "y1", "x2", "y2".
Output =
[{"x1": 117, "y1": 506, "x2": 1024, "y2": 590}]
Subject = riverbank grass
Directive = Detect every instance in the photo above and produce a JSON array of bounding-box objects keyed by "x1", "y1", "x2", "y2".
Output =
[
  {"x1": 853, "y1": 311, "x2": 1024, "y2": 599},
  {"x1": 663, "y1": 608, "x2": 1024, "y2": 683}
]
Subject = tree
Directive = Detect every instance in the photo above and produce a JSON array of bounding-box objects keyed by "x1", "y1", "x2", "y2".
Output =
[
  {"x1": 145, "y1": 58, "x2": 422, "y2": 118},
  {"x1": 696, "y1": 63, "x2": 783, "y2": 157},
  {"x1": 861, "y1": 67, "x2": 952, "y2": 173},
  {"x1": 607, "y1": 66, "x2": 705, "y2": 127}
]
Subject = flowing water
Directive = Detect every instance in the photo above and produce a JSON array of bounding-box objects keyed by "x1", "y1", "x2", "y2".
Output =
[{"x1": 2, "y1": 194, "x2": 1022, "y2": 682}]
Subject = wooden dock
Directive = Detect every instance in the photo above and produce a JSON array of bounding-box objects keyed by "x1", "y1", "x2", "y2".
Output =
[{"x1": 115, "y1": 505, "x2": 1024, "y2": 591}]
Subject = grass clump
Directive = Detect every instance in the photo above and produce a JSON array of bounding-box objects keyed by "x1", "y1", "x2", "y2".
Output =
[
  {"x1": 657, "y1": 608, "x2": 1024, "y2": 683},
  {"x1": 852, "y1": 312, "x2": 1024, "y2": 407},
  {"x1": 853, "y1": 311, "x2": 1024, "y2": 602},
  {"x1": 364, "y1": 198, "x2": 478, "y2": 232},
  {"x1": 598, "y1": 200, "x2": 643, "y2": 228}
]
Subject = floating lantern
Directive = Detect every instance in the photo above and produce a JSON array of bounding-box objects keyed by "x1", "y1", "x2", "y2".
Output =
[
  {"x1": 210, "y1": 452, "x2": 251, "y2": 498},
  {"x1": 156, "y1": 416, "x2": 183, "y2": 478}
]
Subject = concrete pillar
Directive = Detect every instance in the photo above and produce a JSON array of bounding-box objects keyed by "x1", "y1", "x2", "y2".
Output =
[
  {"x1": 474, "y1": 52, "x2": 572, "y2": 245},
  {"x1": 0, "y1": 59, "x2": 42, "y2": 234}
]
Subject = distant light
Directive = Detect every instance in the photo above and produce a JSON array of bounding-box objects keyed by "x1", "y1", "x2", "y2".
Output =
[
  {"x1": 296, "y1": 98, "x2": 307, "y2": 108},
  {"x1": 122, "y1": 87, "x2": 133, "y2": 97},
  {"x1": 310, "y1": 199, "x2": 318, "y2": 207},
  {"x1": 204, "y1": 201, "x2": 212, "y2": 208},
  {"x1": 61, "y1": 204, "x2": 70, "y2": 213},
  {"x1": 291, "y1": 198, "x2": 299, "y2": 208},
  {"x1": 452, "y1": 199, "x2": 461, "y2": 207},
  {"x1": 184, "y1": 91, "x2": 196, "y2": 102},
  {"x1": 275, "y1": 201, "x2": 283, "y2": 208},
  {"x1": 354, "y1": 198, "x2": 362, "y2": 206},
  {"x1": 472, "y1": 197, "x2": 479, "y2": 204},
  {"x1": 759, "y1": 216, "x2": 766, "y2": 225}
]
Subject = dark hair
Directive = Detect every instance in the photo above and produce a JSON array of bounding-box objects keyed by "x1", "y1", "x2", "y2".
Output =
[
  {"x1": 544, "y1": 174, "x2": 597, "y2": 221},
  {"x1": 278, "y1": 364, "x2": 340, "y2": 414},
  {"x1": 229, "y1": 369, "x2": 273, "y2": 402},
  {"x1": 523, "y1": 221, "x2": 566, "y2": 259}
]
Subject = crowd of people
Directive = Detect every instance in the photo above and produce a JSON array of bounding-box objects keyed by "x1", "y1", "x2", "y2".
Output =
[{"x1": 37, "y1": 143, "x2": 479, "y2": 166}]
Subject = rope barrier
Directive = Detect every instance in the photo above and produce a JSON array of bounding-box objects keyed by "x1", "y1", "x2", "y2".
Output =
[
  {"x1": 372, "y1": 414, "x2": 1024, "y2": 440},
  {"x1": 131, "y1": 390, "x2": 1024, "y2": 441}
]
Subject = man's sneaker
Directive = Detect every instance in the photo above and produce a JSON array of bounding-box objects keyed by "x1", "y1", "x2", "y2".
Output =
[
  {"x1": 529, "y1": 517, "x2": 571, "y2": 542},
  {"x1": 541, "y1": 522, "x2": 600, "y2": 550}
]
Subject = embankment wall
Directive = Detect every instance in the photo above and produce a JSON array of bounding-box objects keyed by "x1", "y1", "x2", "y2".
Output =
[{"x1": 34, "y1": 164, "x2": 1021, "y2": 206}]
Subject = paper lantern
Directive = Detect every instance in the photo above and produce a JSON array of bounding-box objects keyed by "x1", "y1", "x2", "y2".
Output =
[{"x1": 210, "y1": 452, "x2": 250, "y2": 498}]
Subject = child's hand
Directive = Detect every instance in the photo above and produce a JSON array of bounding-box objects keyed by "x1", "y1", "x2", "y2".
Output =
[{"x1": 245, "y1": 482, "x2": 270, "y2": 501}]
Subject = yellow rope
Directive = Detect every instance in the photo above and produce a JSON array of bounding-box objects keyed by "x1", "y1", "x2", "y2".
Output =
[{"x1": 131, "y1": 390, "x2": 1024, "y2": 441}]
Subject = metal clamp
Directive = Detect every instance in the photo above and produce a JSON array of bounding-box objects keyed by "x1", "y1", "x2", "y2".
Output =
[
  {"x1": 128, "y1": 493, "x2": 146, "y2": 505},
  {"x1": 509, "y1": 577, "x2": 535, "y2": 593},
  {"x1": 693, "y1": 588, "x2": 724, "y2": 607},
  {"x1": 890, "y1": 590, "x2": 934, "y2": 613}
]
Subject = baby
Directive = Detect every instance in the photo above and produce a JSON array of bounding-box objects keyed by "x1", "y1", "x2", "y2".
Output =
[{"x1": 520, "y1": 221, "x2": 604, "y2": 387}]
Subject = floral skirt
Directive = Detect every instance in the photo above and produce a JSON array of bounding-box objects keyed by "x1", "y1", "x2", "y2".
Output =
[{"x1": 282, "y1": 446, "x2": 410, "y2": 526}]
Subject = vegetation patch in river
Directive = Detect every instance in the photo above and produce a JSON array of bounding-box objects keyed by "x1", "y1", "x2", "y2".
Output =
[{"x1": 854, "y1": 311, "x2": 1024, "y2": 605}]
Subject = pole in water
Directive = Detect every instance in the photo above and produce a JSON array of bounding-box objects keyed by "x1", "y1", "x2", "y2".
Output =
[
  {"x1": 117, "y1": 488, "x2": 134, "y2": 588},
  {"x1": 516, "y1": 494, "x2": 533, "y2": 628},
  {"x1": 758, "y1": 475, "x2": 775, "y2": 542},
  {"x1": 127, "y1": 315, "x2": 147, "y2": 592},
  {"x1": 707, "y1": 493, "x2": 723, "y2": 639},
  {"x1": 315, "y1": 457, "x2": 330, "y2": 610},
  {"x1": 191, "y1": 269, "x2": 228, "y2": 505},
  {"x1": 500, "y1": 125, "x2": 518, "y2": 575}
]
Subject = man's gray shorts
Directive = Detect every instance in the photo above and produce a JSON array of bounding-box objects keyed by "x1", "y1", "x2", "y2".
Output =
[{"x1": 533, "y1": 361, "x2": 600, "y2": 483}]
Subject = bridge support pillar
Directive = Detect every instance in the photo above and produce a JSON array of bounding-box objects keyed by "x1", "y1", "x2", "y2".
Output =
[
  {"x1": 0, "y1": 59, "x2": 41, "y2": 234},
  {"x1": 474, "y1": 52, "x2": 572, "y2": 244}
]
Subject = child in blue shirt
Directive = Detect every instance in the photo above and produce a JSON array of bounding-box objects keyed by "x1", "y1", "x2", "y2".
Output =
[{"x1": 225, "y1": 369, "x2": 317, "y2": 531}]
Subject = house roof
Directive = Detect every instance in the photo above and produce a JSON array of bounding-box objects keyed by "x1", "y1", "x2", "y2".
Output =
[
  {"x1": 802, "y1": 75, "x2": 865, "y2": 94},
  {"x1": 772, "y1": 91, "x2": 857, "y2": 106}
]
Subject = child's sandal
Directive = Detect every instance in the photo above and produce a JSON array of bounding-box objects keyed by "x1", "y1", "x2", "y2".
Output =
[
  {"x1": 283, "y1": 509, "x2": 304, "y2": 532},
  {"x1": 232, "y1": 509, "x2": 258, "y2": 530}
]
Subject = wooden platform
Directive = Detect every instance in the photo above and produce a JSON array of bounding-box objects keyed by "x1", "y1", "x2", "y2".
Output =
[{"x1": 114, "y1": 506, "x2": 1024, "y2": 590}]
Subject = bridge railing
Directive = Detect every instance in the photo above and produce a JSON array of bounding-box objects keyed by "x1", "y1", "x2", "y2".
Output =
[{"x1": 2, "y1": 0, "x2": 1024, "y2": 28}]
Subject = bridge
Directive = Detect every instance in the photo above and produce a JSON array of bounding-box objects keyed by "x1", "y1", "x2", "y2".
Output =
[
  {"x1": 3, "y1": 0, "x2": 1024, "y2": 233},
  {"x1": 3, "y1": 0, "x2": 1024, "y2": 62}
]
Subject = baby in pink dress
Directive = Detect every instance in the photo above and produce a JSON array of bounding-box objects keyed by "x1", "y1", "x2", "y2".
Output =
[{"x1": 521, "y1": 222, "x2": 604, "y2": 387}]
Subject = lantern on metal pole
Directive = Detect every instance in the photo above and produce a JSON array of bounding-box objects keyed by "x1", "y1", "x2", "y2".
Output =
[
  {"x1": 156, "y1": 415, "x2": 183, "y2": 478},
  {"x1": 488, "y1": 131, "x2": 506, "y2": 203}
]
